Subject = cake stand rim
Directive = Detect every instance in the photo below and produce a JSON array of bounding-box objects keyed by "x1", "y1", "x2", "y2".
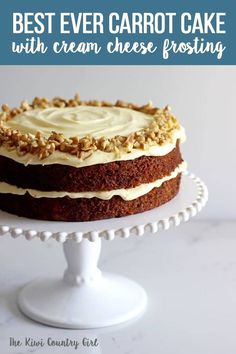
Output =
[{"x1": 0, "y1": 171, "x2": 208, "y2": 243}]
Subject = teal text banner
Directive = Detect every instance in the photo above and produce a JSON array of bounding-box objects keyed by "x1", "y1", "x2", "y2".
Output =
[{"x1": 0, "y1": 0, "x2": 235, "y2": 65}]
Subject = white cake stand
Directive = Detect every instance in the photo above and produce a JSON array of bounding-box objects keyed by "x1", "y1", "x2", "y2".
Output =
[{"x1": 0, "y1": 171, "x2": 208, "y2": 329}]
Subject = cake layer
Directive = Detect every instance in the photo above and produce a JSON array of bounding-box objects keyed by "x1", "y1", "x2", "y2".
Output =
[
  {"x1": 0, "y1": 161, "x2": 186, "y2": 201},
  {"x1": 0, "y1": 175, "x2": 181, "y2": 221},
  {"x1": 0, "y1": 142, "x2": 182, "y2": 192}
]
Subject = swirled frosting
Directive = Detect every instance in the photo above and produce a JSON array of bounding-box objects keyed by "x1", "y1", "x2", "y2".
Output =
[
  {"x1": 0, "y1": 105, "x2": 186, "y2": 167},
  {"x1": 5, "y1": 106, "x2": 154, "y2": 139}
]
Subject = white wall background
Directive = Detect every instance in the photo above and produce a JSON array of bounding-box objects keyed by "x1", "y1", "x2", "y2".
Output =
[{"x1": 0, "y1": 66, "x2": 235, "y2": 220}]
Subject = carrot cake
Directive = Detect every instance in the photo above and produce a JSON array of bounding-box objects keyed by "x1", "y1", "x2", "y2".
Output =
[{"x1": 0, "y1": 95, "x2": 186, "y2": 221}]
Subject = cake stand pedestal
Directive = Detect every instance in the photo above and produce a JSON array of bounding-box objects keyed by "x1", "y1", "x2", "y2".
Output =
[{"x1": 0, "y1": 172, "x2": 208, "y2": 329}]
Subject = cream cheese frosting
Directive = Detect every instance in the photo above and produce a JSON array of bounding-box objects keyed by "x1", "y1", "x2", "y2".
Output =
[
  {"x1": 0, "y1": 127, "x2": 185, "y2": 167},
  {"x1": 0, "y1": 105, "x2": 186, "y2": 167},
  {"x1": 0, "y1": 161, "x2": 186, "y2": 201},
  {"x1": 4, "y1": 106, "x2": 154, "y2": 139}
]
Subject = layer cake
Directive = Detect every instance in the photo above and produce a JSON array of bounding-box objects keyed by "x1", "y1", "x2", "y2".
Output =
[{"x1": 0, "y1": 95, "x2": 186, "y2": 221}]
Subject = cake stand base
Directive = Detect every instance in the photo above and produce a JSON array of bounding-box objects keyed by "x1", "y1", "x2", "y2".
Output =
[
  {"x1": 18, "y1": 275, "x2": 147, "y2": 329},
  {"x1": 18, "y1": 238, "x2": 147, "y2": 329}
]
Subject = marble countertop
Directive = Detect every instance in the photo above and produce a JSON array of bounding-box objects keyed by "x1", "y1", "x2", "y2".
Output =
[{"x1": 0, "y1": 220, "x2": 236, "y2": 354}]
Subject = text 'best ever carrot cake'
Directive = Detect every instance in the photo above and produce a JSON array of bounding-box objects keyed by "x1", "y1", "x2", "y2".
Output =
[{"x1": 0, "y1": 95, "x2": 186, "y2": 221}]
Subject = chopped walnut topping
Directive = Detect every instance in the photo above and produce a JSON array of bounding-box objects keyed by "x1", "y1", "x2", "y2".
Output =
[
  {"x1": 2, "y1": 104, "x2": 10, "y2": 113},
  {"x1": 0, "y1": 95, "x2": 180, "y2": 160}
]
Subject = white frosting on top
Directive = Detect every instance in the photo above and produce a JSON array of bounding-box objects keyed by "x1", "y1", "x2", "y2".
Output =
[
  {"x1": 5, "y1": 106, "x2": 153, "y2": 139},
  {"x1": 0, "y1": 105, "x2": 186, "y2": 167},
  {"x1": 0, "y1": 161, "x2": 186, "y2": 201}
]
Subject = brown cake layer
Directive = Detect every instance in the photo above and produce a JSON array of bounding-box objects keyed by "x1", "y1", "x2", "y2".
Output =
[
  {"x1": 0, "y1": 174, "x2": 181, "y2": 221},
  {"x1": 0, "y1": 142, "x2": 182, "y2": 192}
]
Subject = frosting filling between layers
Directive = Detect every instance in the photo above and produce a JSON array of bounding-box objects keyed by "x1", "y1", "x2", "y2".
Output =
[{"x1": 0, "y1": 161, "x2": 186, "y2": 201}]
